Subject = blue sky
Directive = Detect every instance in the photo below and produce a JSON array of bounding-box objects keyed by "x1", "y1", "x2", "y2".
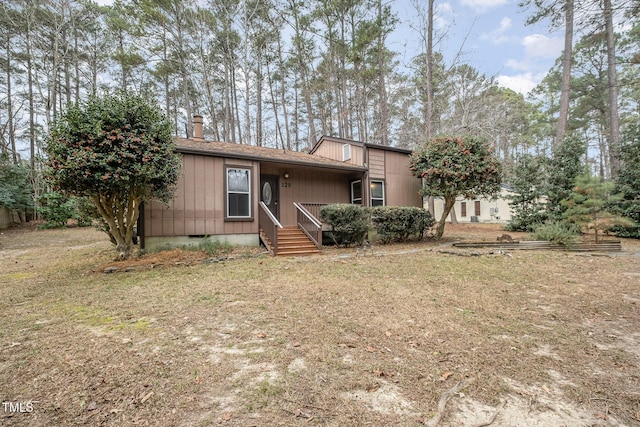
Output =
[{"x1": 390, "y1": 0, "x2": 565, "y2": 95}]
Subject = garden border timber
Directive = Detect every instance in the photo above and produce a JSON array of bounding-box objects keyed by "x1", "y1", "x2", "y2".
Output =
[{"x1": 452, "y1": 240, "x2": 622, "y2": 252}]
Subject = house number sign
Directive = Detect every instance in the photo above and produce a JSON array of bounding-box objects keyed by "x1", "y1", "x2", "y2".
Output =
[{"x1": 281, "y1": 182, "x2": 292, "y2": 188}]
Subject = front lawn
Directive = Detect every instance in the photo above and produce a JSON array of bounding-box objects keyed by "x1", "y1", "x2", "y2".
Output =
[{"x1": 1, "y1": 225, "x2": 639, "y2": 426}]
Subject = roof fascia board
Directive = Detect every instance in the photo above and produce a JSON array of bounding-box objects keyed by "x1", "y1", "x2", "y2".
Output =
[
  {"x1": 176, "y1": 146, "x2": 366, "y2": 172},
  {"x1": 310, "y1": 135, "x2": 413, "y2": 155}
]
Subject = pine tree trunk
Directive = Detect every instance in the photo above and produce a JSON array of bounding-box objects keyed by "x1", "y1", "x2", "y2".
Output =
[
  {"x1": 63, "y1": 28, "x2": 71, "y2": 107},
  {"x1": 555, "y1": 0, "x2": 574, "y2": 145},
  {"x1": 6, "y1": 35, "x2": 17, "y2": 164},
  {"x1": 289, "y1": 1, "x2": 316, "y2": 146},
  {"x1": 223, "y1": 60, "x2": 231, "y2": 141},
  {"x1": 26, "y1": 28, "x2": 35, "y2": 170},
  {"x1": 277, "y1": 37, "x2": 291, "y2": 150},
  {"x1": 603, "y1": 0, "x2": 620, "y2": 177},
  {"x1": 425, "y1": 0, "x2": 434, "y2": 139},
  {"x1": 256, "y1": 61, "x2": 264, "y2": 146},
  {"x1": 74, "y1": 29, "x2": 80, "y2": 104},
  {"x1": 232, "y1": 67, "x2": 241, "y2": 143},
  {"x1": 377, "y1": 0, "x2": 389, "y2": 146}
]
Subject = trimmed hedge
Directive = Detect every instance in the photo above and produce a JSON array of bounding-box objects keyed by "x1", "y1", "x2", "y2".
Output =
[
  {"x1": 319, "y1": 204, "x2": 435, "y2": 246},
  {"x1": 370, "y1": 206, "x2": 435, "y2": 243},
  {"x1": 319, "y1": 204, "x2": 370, "y2": 247}
]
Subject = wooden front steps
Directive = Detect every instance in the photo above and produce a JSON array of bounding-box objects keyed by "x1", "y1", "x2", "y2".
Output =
[{"x1": 261, "y1": 226, "x2": 321, "y2": 256}]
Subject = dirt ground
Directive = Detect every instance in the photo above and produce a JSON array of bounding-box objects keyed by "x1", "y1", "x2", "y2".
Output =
[{"x1": 1, "y1": 223, "x2": 639, "y2": 426}]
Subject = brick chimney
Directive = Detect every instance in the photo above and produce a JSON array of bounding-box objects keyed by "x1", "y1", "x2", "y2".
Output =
[{"x1": 193, "y1": 115, "x2": 204, "y2": 140}]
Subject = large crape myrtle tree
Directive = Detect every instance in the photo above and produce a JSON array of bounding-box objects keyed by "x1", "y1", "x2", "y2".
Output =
[
  {"x1": 409, "y1": 135, "x2": 502, "y2": 239},
  {"x1": 45, "y1": 93, "x2": 181, "y2": 260}
]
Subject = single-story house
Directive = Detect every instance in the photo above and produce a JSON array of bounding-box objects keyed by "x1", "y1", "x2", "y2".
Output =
[
  {"x1": 141, "y1": 116, "x2": 423, "y2": 255},
  {"x1": 431, "y1": 186, "x2": 516, "y2": 224}
]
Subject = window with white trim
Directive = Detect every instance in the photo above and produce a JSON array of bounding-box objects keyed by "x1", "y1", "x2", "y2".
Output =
[
  {"x1": 226, "y1": 167, "x2": 251, "y2": 218},
  {"x1": 370, "y1": 180, "x2": 385, "y2": 206},
  {"x1": 351, "y1": 180, "x2": 362, "y2": 205}
]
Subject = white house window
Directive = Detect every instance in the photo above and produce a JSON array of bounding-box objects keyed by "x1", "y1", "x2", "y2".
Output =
[
  {"x1": 351, "y1": 180, "x2": 362, "y2": 205},
  {"x1": 370, "y1": 180, "x2": 385, "y2": 206},
  {"x1": 227, "y1": 167, "x2": 251, "y2": 218},
  {"x1": 342, "y1": 144, "x2": 352, "y2": 161}
]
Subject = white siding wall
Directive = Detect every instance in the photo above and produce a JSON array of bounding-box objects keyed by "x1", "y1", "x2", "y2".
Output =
[{"x1": 430, "y1": 188, "x2": 516, "y2": 224}]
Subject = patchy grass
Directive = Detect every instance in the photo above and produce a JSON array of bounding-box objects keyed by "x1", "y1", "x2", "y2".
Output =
[{"x1": 0, "y1": 224, "x2": 639, "y2": 426}]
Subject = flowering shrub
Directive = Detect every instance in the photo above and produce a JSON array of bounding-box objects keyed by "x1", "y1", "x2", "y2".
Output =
[
  {"x1": 44, "y1": 93, "x2": 181, "y2": 259},
  {"x1": 409, "y1": 135, "x2": 502, "y2": 239}
]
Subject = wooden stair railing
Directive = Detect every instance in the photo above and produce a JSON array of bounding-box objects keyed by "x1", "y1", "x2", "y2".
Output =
[{"x1": 259, "y1": 202, "x2": 282, "y2": 255}]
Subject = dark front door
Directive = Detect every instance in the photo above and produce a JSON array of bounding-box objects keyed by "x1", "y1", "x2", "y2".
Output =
[{"x1": 260, "y1": 175, "x2": 279, "y2": 220}]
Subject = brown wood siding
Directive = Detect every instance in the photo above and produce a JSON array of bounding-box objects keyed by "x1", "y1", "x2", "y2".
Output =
[
  {"x1": 368, "y1": 149, "x2": 386, "y2": 179},
  {"x1": 260, "y1": 164, "x2": 357, "y2": 226},
  {"x1": 380, "y1": 150, "x2": 422, "y2": 207},
  {"x1": 144, "y1": 154, "x2": 259, "y2": 237},
  {"x1": 313, "y1": 140, "x2": 363, "y2": 166}
]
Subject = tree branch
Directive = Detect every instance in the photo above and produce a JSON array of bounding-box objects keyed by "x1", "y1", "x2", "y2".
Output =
[{"x1": 425, "y1": 377, "x2": 475, "y2": 427}]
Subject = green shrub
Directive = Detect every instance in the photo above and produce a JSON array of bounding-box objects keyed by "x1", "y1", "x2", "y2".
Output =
[
  {"x1": 319, "y1": 204, "x2": 370, "y2": 247},
  {"x1": 38, "y1": 191, "x2": 76, "y2": 228},
  {"x1": 369, "y1": 206, "x2": 435, "y2": 243},
  {"x1": 74, "y1": 197, "x2": 99, "y2": 227},
  {"x1": 608, "y1": 223, "x2": 640, "y2": 239},
  {"x1": 505, "y1": 206, "x2": 548, "y2": 232},
  {"x1": 532, "y1": 223, "x2": 580, "y2": 245}
]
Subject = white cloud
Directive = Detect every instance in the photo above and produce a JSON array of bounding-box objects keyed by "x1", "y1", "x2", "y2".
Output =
[
  {"x1": 439, "y1": 2, "x2": 455, "y2": 14},
  {"x1": 496, "y1": 33, "x2": 563, "y2": 91},
  {"x1": 522, "y1": 34, "x2": 564, "y2": 59},
  {"x1": 505, "y1": 58, "x2": 531, "y2": 72},
  {"x1": 481, "y1": 17, "x2": 513, "y2": 44},
  {"x1": 459, "y1": 0, "x2": 508, "y2": 12},
  {"x1": 497, "y1": 72, "x2": 546, "y2": 95},
  {"x1": 435, "y1": 2, "x2": 455, "y2": 31}
]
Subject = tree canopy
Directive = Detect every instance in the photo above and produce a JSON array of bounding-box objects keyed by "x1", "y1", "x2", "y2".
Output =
[
  {"x1": 506, "y1": 153, "x2": 548, "y2": 232},
  {"x1": 44, "y1": 92, "x2": 181, "y2": 259},
  {"x1": 0, "y1": 0, "x2": 637, "y2": 238},
  {"x1": 409, "y1": 135, "x2": 502, "y2": 239},
  {"x1": 0, "y1": 156, "x2": 32, "y2": 219},
  {"x1": 561, "y1": 173, "x2": 631, "y2": 242},
  {"x1": 611, "y1": 123, "x2": 640, "y2": 237},
  {"x1": 545, "y1": 135, "x2": 587, "y2": 222}
]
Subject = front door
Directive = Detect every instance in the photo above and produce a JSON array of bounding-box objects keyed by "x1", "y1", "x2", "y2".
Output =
[{"x1": 260, "y1": 175, "x2": 279, "y2": 220}]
